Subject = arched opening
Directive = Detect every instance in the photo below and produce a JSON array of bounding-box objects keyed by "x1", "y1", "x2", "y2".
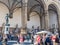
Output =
[
  {"x1": 9, "y1": 8, "x2": 22, "y2": 28},
  {"x1": 27, "y1": 0, "x2": 45, "y2": 21},
  {"x1": 0, "y1": 3, "x2": 9, "y2": 33},
  {"x1": 0, "y1": 3, "x2": 22, "y2": 27},
  {"x1": 48, "y1": 4, "x2": 58, "y2": 33},
  {"x1": 0, "y1": 3, "x2": 22, "y2": 34},
  {"x1": 9, "y1": 8, "x2": 22, "y2": 34},
  {"x1": 27, "y1": 12, "x2": 40, "y2": 29},
  {"x1": 0, "y1": 3, "x2": 9, "y2": 26},
  {"x1": 27, "y1": 0, "x2": 45, "y2": 30}
]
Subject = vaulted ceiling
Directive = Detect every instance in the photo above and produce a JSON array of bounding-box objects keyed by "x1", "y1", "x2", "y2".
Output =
[
  {"x1": 27, "y1": 0, "x2": 44, "y2": 15},
  {"x1": 27, "y1": 0, "x2": 44, "y2": 20},
  {"x1": 0, "y1": 0, "x2": 22, "y2": 9},
  {"x1": 0, "y1": 0, "x2": 22, "y2": 18},
  {"x1": 48, "y1": 4, "x2": 57, "y2": 13}
]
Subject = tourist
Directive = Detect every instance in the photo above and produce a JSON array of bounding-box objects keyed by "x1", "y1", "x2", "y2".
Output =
[
  {"x1": 37, "y1": 26, "x2": 40, "y2": 32},
  {"x1": 51, "y1": 35, "x2": 56, "y2": 45},
  {"x1": 19, "y1": 34, "x2": 24, "y2": 43},
  {"x1": 55, "y1": 34, "x2": 59, "y2": 45},
  {"x1": 45, "y1": 35, "x2": 52, "y2": 45},
  {"x1": 31, "y1": 36, "x2": 34, "y2": 44},
  {"x1": 42, "y1": 34, "x2": 46, "y2": 45},
  {"x1": 36, "y1": 35, "x2": 41, "y2": 45}
]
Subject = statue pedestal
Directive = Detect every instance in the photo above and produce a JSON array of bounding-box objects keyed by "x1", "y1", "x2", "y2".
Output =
[{"x1": 4, "y1": 24, "x2": 10, "y2": 34}]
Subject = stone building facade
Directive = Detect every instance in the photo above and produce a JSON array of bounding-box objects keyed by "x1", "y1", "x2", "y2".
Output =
[{"x1": 0, "y1": 0, "x2": 60, "y2": 33}]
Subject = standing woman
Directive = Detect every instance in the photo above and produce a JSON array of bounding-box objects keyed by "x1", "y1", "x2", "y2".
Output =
[
  {"x1": 36, "y1": 35, "x2": 41, "y2": 45},
  {"x1": 19, "y1": 34, "x2": 24, "y2": 43}
]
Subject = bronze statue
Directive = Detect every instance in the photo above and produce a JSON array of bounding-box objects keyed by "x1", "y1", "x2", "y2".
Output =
[{"x1": 5, "y1": 14, "x2": 9, "y2": 24}]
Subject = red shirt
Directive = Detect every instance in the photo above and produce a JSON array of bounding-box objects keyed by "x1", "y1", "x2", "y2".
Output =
[
  {"x1": 51, "y1": 35, "x2": 56, "y2": 41},
  {"x1": 19, "y1": 36, "x2": 23, "y2": 43},
  {"x1": 36, "y1": 35, "x2": 40, "y2": 43}
]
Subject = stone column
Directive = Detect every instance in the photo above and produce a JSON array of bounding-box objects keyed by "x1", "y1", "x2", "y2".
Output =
[
  {"x1": 57, "y1": 10, "x2": 60, "y2": 33},
  {"x1": 44, "y1": 10, "x2": 49, "y2": 30},
  {"x1": 21, "y1": 0, "x2": 28, "y2": 28},
  {"x1": 40, "y1": 16, "x2": 44, "y2": 29},
  {"x1": 41, "y1": 15, "x2": 45, "y2": 29}
]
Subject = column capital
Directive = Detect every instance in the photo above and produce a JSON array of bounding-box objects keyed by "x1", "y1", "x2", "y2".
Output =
[
  {"x1": 44, "y1": 10, "x2": 48, "y2": 14},
  {"x1": 43, "y1": 10, "x2": 48, "y2": 17}
]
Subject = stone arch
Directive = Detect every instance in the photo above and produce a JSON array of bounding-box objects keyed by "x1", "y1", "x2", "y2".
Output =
[
  {"x1": 48, "y1": 2, "x2": 59, "y2": 12},
  {"x1": 0, "y1": 1, "x2": 13, "y2": 18},
  {"x1": 10, "y1": 8, "x2": 22, "y2": 28},
  {"x1": 27, "y1": 11, "x2": 41, "y2": 29},
  {"x1": 29, "y1": 11, "x2": 40, "y2": 16},
  {"x1": 27, "y1": 0, "x2": 46, "y2": 21},
  {"x1": 28, "y1": 4, "x2": 42, "y2": 16},
  {"x1": 34, "y1": 0, "x2": 46, "y2": 9},
  {"x1": 0, "y1": 3, "x2": 9, "y2": 27},
  {"x1": 0, "y1": 1, "x2": 9, "y2": 10},
  {"x1": 48, "y1": 3, "x2": 59, "y2": 32},
  {"x1": 0, "y1": 1, "x2": 22, "y2": 18},
  {"x1": 48, "y1": 2, "x2": 60, "y2": 13}
]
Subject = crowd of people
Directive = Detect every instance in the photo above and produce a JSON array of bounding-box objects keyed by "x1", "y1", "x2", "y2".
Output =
[
  {"x1": 34, "y1": 34, "x2": 60, "y2": 45},
  {"x1": 1, "y1": 32, "x2": 60, "y2": 45},
  {"x1": 0, "y1": 25, "x2": 59, "y2": 45}
]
